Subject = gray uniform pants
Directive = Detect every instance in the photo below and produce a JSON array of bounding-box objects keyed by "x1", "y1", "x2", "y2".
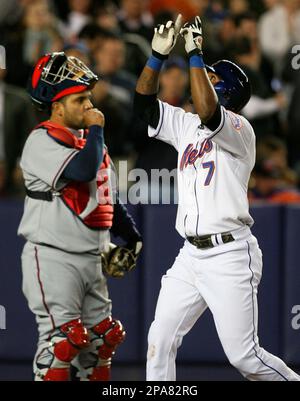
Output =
[{"x1": 21, "y1": 241, "x2": 112, "y2": 375}]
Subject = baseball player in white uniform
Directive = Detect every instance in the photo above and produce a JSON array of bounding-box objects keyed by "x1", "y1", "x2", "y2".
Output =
[
  {"x1": 134, "y1": 15, "x2": 300, "y2": 381},
  {"x1": 18, "y1": 53, "x2": 142, "y2": 381}
]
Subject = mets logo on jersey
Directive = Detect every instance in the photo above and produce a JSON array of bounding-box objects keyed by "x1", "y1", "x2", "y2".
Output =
[
  {"x1": 227, "y1": 110, "x2": 243, "y2": 131},
  {"x1": 180, "y1": 139, "x2": 213, "y2": 171}
]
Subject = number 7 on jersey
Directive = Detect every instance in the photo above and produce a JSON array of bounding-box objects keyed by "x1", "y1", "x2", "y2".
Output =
[{"x1": 202, "y1": 161, "x2": 215, "y2": 186}]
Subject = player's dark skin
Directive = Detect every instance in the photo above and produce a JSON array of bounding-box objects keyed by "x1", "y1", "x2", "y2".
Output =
[{"x1": 136, "y1": 65, "x2": 221, "y2": 124}]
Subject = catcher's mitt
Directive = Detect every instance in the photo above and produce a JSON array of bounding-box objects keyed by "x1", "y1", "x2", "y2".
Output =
[{"x1": 101, "y1": 241, "x2": 142, "y2": 278}]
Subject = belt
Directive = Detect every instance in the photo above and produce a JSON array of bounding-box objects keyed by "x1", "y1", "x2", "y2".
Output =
[
  {"x1": 187, "y1": 232, "x2": 235, "y2": 249},
  {"x1": 26, "y1": 188, "x2": 61, "y2": 201}
]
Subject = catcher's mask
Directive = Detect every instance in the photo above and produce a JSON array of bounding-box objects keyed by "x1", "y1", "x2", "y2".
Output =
[
  {"x1": 29, "y1": 52, "x2": 98, "y2": 111},
  {"x1": 205, "y1": 60, "x2": 251, "y2": 113}
]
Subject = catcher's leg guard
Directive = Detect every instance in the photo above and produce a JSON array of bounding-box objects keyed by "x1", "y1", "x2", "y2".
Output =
[
  {"x1": 35, "y1": 319, "x2": 90, "y2": 381},
  {"x1": 88, "y1": 316, "x2": 126, "y2": 381}
]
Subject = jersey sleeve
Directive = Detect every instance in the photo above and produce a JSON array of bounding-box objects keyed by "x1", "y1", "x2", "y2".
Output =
[
  {"x1": 20, "y1": 129, "x2": 79, "y2": 190},
  {"x1": 205, "y1": 106, "x2": 255, "y2": 159},
  {"x1": 148, "y1": 100, "x2": 199, "y2": 151}
]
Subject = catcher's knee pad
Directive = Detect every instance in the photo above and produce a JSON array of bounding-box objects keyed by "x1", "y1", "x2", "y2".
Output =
[
  {"x1": 35, "y1": 319, "x2": 90, "y2": 381},
  {"x1": 88, "y1": 316, "x2": 126, "y2": 381}
]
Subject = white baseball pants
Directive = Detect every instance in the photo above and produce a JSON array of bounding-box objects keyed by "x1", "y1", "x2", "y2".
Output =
[{"x1": 147, "y1": 226, "x2": 300, "y2": 381}]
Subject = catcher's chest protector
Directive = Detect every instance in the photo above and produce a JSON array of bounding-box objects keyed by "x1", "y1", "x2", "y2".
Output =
[{"x1": 37, "y1": 121, "x2": 114, "y2": 229}]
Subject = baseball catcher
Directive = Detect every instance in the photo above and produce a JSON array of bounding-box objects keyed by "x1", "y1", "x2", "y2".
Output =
[{"x1": 18, "y1": 52, "x2": 142, "y2": 381}]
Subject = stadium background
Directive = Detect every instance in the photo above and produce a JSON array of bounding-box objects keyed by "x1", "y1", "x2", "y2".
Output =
[{"x1": 0, "y1": 0, "x2": 300, "y2": 380}]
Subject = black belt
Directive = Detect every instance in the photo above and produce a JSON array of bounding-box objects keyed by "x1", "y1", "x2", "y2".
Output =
[
  {"x1": 187, "y1": 233, "x2": 235, "y2": 249},
  {"x1": 26, "y1": 188, "x2": 60, "y2": 201}
]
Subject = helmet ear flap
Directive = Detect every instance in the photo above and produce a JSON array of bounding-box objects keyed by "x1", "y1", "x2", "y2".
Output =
[{"x1": 213, "y1": 81, "x2": 231, "y2": 109}]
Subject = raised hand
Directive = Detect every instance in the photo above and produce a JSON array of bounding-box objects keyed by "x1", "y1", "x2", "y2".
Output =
[
  {"x1": 151, "y1": 14, "x2": 183, "y2": 59},
  {"x1": 180, "y1": 16, "x2": 203, "y2": 56}
]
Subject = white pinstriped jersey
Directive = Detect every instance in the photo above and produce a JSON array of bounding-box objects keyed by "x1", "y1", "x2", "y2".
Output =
[{"x1": 148, "y1": 101, "x2": 256, "y2": 237}]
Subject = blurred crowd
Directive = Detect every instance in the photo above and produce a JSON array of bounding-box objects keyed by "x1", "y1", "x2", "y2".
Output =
[{"x1": 0, "y1": 0, "x2": 300, "y2": 204}]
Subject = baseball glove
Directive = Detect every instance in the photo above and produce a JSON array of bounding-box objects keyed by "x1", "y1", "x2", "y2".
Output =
[{"x1": 101, "y1": 241, "x2": 142, "y2": 278}]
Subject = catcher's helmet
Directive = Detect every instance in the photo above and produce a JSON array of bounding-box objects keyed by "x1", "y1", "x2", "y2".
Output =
[
  {"x1": 206, "y1": 60, "x2": 251, "y2": 113},
  {"x1": 29, "y1": 52, "x2": 98, "y2": 111}
]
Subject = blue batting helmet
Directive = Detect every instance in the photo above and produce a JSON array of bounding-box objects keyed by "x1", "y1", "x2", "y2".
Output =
[
  {"x1": 206, "y1": 60, "x2": 251, "y2": 113},
  {"x1": 29, "y1": 52, "x2": 98, "y2": 111}
]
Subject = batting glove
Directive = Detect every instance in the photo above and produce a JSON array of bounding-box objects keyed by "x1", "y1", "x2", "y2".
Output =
[
  {"x1": 151, "y1": 14, "x2": 183, "y2": 59},
  {"x1": 180, "y1": 16, "x2": 203, "y2": 57}
]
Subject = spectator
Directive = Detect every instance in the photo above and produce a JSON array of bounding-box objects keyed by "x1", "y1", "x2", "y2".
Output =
[
  {"x1": 117, "y1": 0, "x2": 153, "y2": 41},
  {"x1": 63, "y1": 42, "x2": 91, "y2": 67},
  {"x1": 248, "y1": 158, "x2": 300, "y2": 204},
  {"x1": 159, "y1": 57, "x2": 189, "y2": 106},
  {"x1": 92, "y1": 32, "x2": 137, "y2": 160},
  {"x1": 207, "y1": 15, "x2": 237, "y2": 61},
  {"x1": 263, "y1": 0, "x2": 279, "y2": 8},
  {"x1": 231, "y1": 36, "x2": 287, "y2": 137},
  {"x1": 59, "y1": 0, "x2": 93, "y2": 42},
  {"x1": 22, "y1": 0, "x2": 62, "y2": 65},
  {"x1": 286, "y1": 74, "x2": 300, "y2": 173},
  {"x1": 92, "y1": 79, "x2": 132, "y2": 158},
  {"x1": 83, "y1": 4, "x2": 151, "y2": 77},
  {"x1": 121, "y1": 32, "x2": 151, "y2": 78},
  {"x1": 94, "y1": 32, "x2": 136, "y2": 108},
  {"x1": 228, "y1": 0, "x2": 250, "y2": 17},
  {"x1": 4, "y1": 0, "x2": 63, "y2": 87},
  {"x1": 0, "y1": 0, "x2": 22, "y2": 29},
  {"x1": 259, "y1": 0, "x2": 300, "y2": 75},
  {"x1": 205, "y1": 0, "x2": 228, "y2": 24},
  {"x1": 78, "y1": 23, "x2": 110, "y2": 56},
  {"x1": 234, "y1": 11, "x2": 258, "y2": 43},
  {"x1": 256, "y1": 136, "x2": 298, "y2": 186},
  {"x1": 0, "y1": 68, "x2": 37, "y2": 197},
  {"x1": 133, "y1": 57, "x2": 189, "y2": 178},
  {"x1": 95, "y1": 1, "x2": 121, "y2": 34}
]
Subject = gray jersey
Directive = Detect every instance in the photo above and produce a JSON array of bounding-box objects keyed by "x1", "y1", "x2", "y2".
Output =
[{"x1": 18, "y1": 127, "x2": 110, "y2": 253}]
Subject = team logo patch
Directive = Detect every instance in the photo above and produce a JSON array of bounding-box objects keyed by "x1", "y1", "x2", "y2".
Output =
[{"x1": 227, "y1": 111, "x2": 243, "y2": 131}]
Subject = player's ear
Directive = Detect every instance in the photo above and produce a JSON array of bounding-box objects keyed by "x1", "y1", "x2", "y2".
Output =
[
  {"x1": 52, "y1": 100, "x2": 64, "y2": 117},
  {"x1": 208, "y1": 72, "x2": 221, "y2": 86}
]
